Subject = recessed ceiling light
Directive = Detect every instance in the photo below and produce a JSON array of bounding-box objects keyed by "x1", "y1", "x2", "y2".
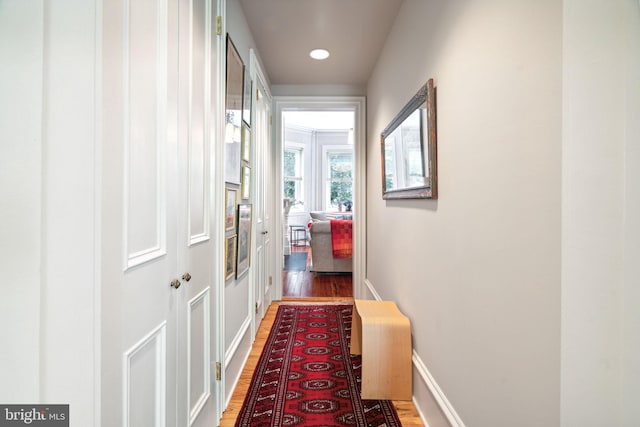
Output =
[{"x1": 309, "y1": 49, "x2": 330, "y2": 60}]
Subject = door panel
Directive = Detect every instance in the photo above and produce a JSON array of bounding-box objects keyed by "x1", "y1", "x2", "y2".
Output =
[
  {"x1": 124, "y1": 324, "x2": 168, "y2": 427},
  {"x1": 187, "y1": 0, "x2": 209, "y2": 244},
  {"x1": 187, "y1": 289, "x2": 211, "y2": 420},
  {"x1": 124, "y1": 0, "x2": 168, "y2": 269}
]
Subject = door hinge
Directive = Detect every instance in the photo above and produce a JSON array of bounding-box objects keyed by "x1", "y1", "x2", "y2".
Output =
[
  {"x1": 256, "y1": 88, "x2": 259, "y2": 101},
  {"x1": 215, "y1": 362, "x2": 221, "y2": 381},
  {"x1": 255, "y1": 302, "x2": 259, "y2": 314},
  {"x1": 269, "y1": 115, "x2": 272, "y2": 125},
  {"x1": 269, "y1": 276, "x2": 272, "y2": 285},
  {"x1": 216, "y1": 16, "x2": 222, "y2": 36}
]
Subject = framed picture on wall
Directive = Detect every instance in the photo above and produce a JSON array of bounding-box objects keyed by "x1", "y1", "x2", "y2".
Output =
[
  {"x1": 224, "y1": 35, "x2": 244, "y2": 184},
  {"x1": 236, "y1": 204, "x2": 252, "y2": 278},
  {"x1": 241, "y1": 123, "x2": 251, "y2": 163},
  {"x1": 225, "y1": 187, "x2": 237, "y2": 232},
  {"x1": 242, "y1": 74, "x2": 252, "y2": 127},
  {"x1": 241, "y1": 165, "x2": 251, "y2": 200},
  {"x1": 225, "y1": 234, "x2": 237, "y2": 281}
]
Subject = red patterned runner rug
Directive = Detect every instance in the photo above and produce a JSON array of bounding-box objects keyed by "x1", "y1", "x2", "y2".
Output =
[{"x1": 235, "y1": 304, "x2": 402, "y2": 426}]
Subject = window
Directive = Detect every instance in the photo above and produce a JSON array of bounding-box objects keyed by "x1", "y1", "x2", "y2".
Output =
[
  {"x1": 325, "y1": 150, "x2": 353, "y2": 211},
  {"x1": 283, "y1": 146, "x2": 304, "y2": 210}
]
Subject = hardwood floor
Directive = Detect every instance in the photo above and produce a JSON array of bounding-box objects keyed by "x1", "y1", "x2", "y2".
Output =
[
  {"x1": 282, "y1": 245, "x2": 354, "y2": 299},
  {"x1": 219, "y1": 300, "x2": 425, "y2": 427}
]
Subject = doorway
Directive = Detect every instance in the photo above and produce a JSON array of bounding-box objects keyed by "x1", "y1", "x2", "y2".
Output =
[
  {"x1": 273, "y1": 97, "x2": 367, "y2": 300},
  {"x1": 282, "y1": 111, "x2": 354, "y2": 298}
]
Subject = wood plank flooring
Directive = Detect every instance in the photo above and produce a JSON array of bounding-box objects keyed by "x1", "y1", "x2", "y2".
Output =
[
  {"x1": 282, "y1": 246, "x2": 354, "y2": 299},
  {"x1": 219, "y1": 300, "x2": 425, "y2": 427}
]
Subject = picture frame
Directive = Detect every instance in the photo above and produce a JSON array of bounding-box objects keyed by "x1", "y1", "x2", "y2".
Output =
[
  {"x1": 242, "y1": 74, "x2": 252, "y2": 127},
  {"x1": 241, "y1": 165, "x2": 251, "y2": 200},
  {"x1": 381, "y1": 78, "x2": 437, "y2": 199},
  {"x1": 225, "y1": 234, "x2": 237, "y2": 281},
  {"x1": 225, "y1": 187, "x2": 237, "y2": 231},
  {"x1": 224, "y1": 35, "x2": 244, "y2": 184},
  {"x1": 241, "y1": 122, "x2": 251, "y2": 163},
  {"x1": 236, "y1": 204, "x2": 252, "y2": 278}
]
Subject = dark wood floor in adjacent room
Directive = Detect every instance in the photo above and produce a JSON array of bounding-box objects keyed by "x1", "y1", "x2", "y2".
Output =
[{"x1": 282, "y1": 245, "x2": 354, "y2": 299}]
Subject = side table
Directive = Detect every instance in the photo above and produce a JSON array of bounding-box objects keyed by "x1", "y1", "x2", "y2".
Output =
[{"x1": 289, "y1": 225, "x2": 307, "y2": 247}]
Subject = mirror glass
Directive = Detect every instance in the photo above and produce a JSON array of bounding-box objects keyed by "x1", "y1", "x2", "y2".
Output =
[{"x1": 381, "y1": 79, "x2": 437, "y2": 199}]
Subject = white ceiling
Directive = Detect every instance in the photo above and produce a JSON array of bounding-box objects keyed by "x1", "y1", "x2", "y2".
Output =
[{"x1": 238, "y1": 0, "x2": 404, "y2": 86}]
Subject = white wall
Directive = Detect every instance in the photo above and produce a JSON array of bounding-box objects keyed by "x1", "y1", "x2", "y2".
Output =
[
  {"x1": 623, "y1": 5, "x2": 640, "y2": 426},
  {"x1": 40, "y1": 2, "x2": 99, "y2": 421},
  {"x1": 366, "y1": 1, "x2": 562, "y2": 426},
  {"x1": 0, "y1": 1, "x2": 98, "y2": 424},
  {"x1": 622, "y1": 0, "x2": 640, "y2": 427},
  {"x1": 284, "y1": 125, "x2": 351, "y2": 213},
  {"x1": 0, "y1": 0, "x2": 44, "y2": 402},
  {"x1": 562, "y1": 1, "x2": 640, "y2": 426},
  {"x1": 223, "y1": 0, "x2": 261, "y2": 402}
]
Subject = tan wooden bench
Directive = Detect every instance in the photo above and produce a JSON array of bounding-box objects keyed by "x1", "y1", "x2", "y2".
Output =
[{"x1": 350, "y1": 299, "x2": 412, "y2": 400}]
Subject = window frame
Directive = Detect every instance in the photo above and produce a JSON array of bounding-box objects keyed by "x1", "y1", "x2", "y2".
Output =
[
  {"x1": 321, "y1": 145, "x2": 354, "y2": 212},
  {"x1": 283, "y1": 142, "x2": 305, "y2": 212}
]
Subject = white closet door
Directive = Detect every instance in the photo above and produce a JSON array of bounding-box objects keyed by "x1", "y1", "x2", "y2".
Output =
[
  {"x1": 101, "y1": 0, "x2": 180, "y2": 425},
  {"x1": 175, "y1": 0, "x2": 218, "y2": 425},
  {"x1": 252, "y1": 57, "x2": 274, "y2": 324}
]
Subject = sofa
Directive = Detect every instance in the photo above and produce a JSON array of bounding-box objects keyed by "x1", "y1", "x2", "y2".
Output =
[{"x1": 309, "y1": 218, "x2": 353, "y2": 273}]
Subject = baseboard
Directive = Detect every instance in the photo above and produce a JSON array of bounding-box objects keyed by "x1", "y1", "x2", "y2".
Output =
[
  {"x1": 362, "y1": 278, "x2": 382, "y2": 301},
  {"x1": 363, "y1": 277, "x2": 465, "y2": 427},
  {"x1": 412, "y1": 350, "x2": 465, "y2": 427},
  {"x1": 225, "y1": 315, "x2": 252, "y2": 365},
  {"x1": 412, "y1": 394, "x2": 431, "y2": 427},
  {"x1": 224, "y1": 316, "x2": 252, "y2": 408}
]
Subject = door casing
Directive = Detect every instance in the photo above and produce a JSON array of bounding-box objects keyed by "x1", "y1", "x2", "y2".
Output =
[{"x1": 273, "y1": 96, "x2": 367, "y2": 299}]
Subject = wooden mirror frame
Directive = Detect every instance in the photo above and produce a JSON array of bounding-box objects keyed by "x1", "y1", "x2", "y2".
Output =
[{"x1": 380, "y1": 78, "x2": 437, "y2": 200}]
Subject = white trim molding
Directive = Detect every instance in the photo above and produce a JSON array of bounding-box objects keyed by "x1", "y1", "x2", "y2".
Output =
[
  {"x1": 188, "y1": 287, "x2": 211, "y2": 424},
  {"x1": 413, "y1": 352, "x2": 466, "y2": 427},
  {"x1": 122, "y1": 322, "x2": 167, "y2": 427},
  {"x1": 363, "y1": 278, "x2": 383, "y2": 301},
  {"x1": 186, "y1": 0, "x2": 211, "y2": 247},
  {"x1": 223, "y1": 316, "x2": 252, "y2": 408},
  {"x1": 224, "y1": 315, "x2": 251, "y2": 365},
  {"x1": 212, "y1": 0, "x2": 227, "y2": 419},
  {"x1": 122, "y1": 0, "x2": 168, "y2": 271}
]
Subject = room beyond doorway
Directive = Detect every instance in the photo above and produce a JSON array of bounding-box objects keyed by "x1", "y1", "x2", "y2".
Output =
[
  {"x1": 273, "y1": 96, "x2": 367, "y2": 301},
  {"x1": 282, "y1": 110, "x2": 354, "y2": 298}
]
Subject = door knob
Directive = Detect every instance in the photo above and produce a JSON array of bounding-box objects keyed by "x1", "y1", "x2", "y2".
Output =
[
  {"x1": 261, "y1": 230, "x2": 268, "y2": 235},
  {"x1": 182, "y1": 272, "x2": 192, "y2": 282},
  {"x1": 170, "y1": 279, "x2": 181, "y2": 289}
]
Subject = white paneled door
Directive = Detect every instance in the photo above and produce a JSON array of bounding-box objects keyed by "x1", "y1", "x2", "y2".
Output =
[
  {"x1": 251, "y1": 54, "x2": 274, "y2": 325},
  {"x1": 102, "y1": 0, "x2": 219, "y2": 426},
  {"x1": 175, "y1": 0, "x2": 218, "y2": 425}
]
